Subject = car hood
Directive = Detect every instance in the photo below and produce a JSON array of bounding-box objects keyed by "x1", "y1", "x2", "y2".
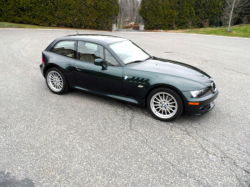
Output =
[{"x1": 126, "y1": 57, "x2": 211, "y2": 85}]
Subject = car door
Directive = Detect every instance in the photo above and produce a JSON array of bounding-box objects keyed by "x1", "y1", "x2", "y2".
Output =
[{"x1": 74, "y1": 41, "x2": 123, "y2": 95}]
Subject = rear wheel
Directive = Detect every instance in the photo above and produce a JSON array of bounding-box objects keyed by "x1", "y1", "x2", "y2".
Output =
[
  {"x1": 147, "y1": 88, "x2": 183, "y2": 122},
  {"x1": 45, "y1": 67, "x2": 69, "y2": 94}
]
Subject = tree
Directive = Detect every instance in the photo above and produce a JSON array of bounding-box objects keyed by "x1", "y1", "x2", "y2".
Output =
[
  {"x1": 118, "y1": 0, "x2": 128, "y2": 29},
  {"x1": 0, "y1": 0, "x2": 7, "y2": 21},
  {"x1": 237, "y1": 0, "x2": 250, "y2": 24},
  {"x1": 175, "y1": 0, "x2": 196, "y2": 29},
  {"x1": 222, "y1": 0, "x2": 248, "y2": 31},
  {"x1": 0, "y1": 0, "x2": 119, "y2": 29},
  {"x1": 139, "y1": 0, "x2": 166, "y2": 29},
  {"x1": 195, "y1": 0, "x2": 224, "y2": 28},
  {"x1": 139, "y1": 0, "x2": 224, "y2": 30}
]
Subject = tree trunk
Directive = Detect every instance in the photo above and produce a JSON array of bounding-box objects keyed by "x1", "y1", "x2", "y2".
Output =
[
  {"x1": 228, "y1": 0, "x2": 236, "y2": 32},
  {"x1": 132, "y1": 0, "x2": 135, "y2": 23},
  {"x1": 118, "y1": 9, "x2": 123, "y2": 29}
]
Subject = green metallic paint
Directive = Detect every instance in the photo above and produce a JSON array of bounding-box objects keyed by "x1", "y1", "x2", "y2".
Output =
[
  {"x1": 74, "y1": 86, "x2": 139, "y2": 104},
  {"x1": 41, "y1": 35, "x2": 219, "y2": 115}
]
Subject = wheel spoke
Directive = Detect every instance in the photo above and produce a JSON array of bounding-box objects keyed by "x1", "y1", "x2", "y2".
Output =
[
  {"x1": 165, "y1": 94, "x2": 168, "y2": 101},
  {"x1": 169, "y1": 105, "x2": 175, "y2": 108},
  {"x1": 168, "y1": 107, "x2": 174, "y2": 111},
  {"x1": 158, "y1": 95, "x2": 162, "y2": 101},
  {"x1": 166, "y1": 108, "x2": 170, "y2": 114},
  {"x1": 150, "y1": 91, "x2": 178, "y2": 119},
  {"x1": 155, "y1": 97, "x2": 161, "y2": 102},
  {"x1": 47, "y1": 71, "x2": 64, "y2": 92}
]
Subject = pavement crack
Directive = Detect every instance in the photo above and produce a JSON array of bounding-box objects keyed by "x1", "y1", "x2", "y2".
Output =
[
  {"x1": 224, "y1": 68, "x2": 250, "y2": 77},
  {"x1": 121, "y1": 103, "x2": 148, "y2": 144},
  {"x1": 193, "y1": 124, "x2": 250, "y2": 166},
  {"x1": 233, "y1": 161, "x2": 250, "y2": 176},
  {"x1": 140, "y1": 139, "x2": 207, "y2": 186},
  {"x1": 234, "y1": 173, "x2": 244, "y2": 187},
  {"x1": 196, "y1": 123, "x2": 250, "y2": 155},
  {"x1": 124, "y1": 103, "x2": 135, "y2": 131},
  {"x1": 175, "y1": 125, "x2": 220, "y2": 157},
  {"x1": 119, "y1": 115, "x2": 206, "y2": 186},
  {"x1": 171, "y1": 124, "x2": 250, "y2": 186}
]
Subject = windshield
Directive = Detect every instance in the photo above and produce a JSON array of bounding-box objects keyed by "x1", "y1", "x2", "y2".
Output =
[{"x1": 109, "y1": 41, "x2": 150, "y2": 64}]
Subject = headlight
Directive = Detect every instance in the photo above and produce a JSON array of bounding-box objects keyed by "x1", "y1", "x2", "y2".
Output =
[{"x1": 190, "y1": 88, "x2": 212, "y2": 98}]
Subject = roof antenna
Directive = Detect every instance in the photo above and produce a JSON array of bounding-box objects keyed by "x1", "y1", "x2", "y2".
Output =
[{"x1": 69, "y1": 18, "x2": 79, "y2": 35}]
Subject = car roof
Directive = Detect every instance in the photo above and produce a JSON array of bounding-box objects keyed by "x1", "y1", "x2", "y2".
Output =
[{"x1": 58, "y1": 35, "x2": 127, "y2": 45}]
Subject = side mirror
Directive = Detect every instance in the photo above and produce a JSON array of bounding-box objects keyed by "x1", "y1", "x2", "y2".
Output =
[
  {"x1": 94, "y1": 59, "x2": 107, "y2": 70},
  {"x1": 94, "y1": 58, "x2": 103, "y2": 66}
]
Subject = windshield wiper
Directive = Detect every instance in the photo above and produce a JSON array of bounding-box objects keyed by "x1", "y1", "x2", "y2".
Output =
[
  {"x1": 144, "y1": 56, "x2": 153, "y2": 61},
  {"x1": 126, "y1": 60, "x2": 144, "y2": 65},
  {"x1": 126, "y1": 56, "x2": 153, "y2": 65}
]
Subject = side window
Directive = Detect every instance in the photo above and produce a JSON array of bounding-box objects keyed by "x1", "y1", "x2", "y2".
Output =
[
  {"x1": 105, "y1": 49, "x2": 119, "y2": 66},
  {"x1": 78, "y1": 41, "x2": 104, "y2": 63},
  {"x1": 51, "y1": 41, "x2": 76, "y2": 59}
]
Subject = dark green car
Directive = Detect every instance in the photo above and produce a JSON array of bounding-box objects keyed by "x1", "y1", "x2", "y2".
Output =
[{"x1": 40, "y1": 35, "x2": 219, "y2": 122}]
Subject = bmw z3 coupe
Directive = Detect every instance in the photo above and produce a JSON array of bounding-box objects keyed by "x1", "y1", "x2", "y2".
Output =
[{"x1": 40, "y1": 35, "x2": 219, "y2": 122}]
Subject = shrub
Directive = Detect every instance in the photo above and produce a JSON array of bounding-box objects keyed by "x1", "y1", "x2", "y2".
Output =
[
  {"x1": 0, "y1": 0, "x2": 119, "y2": 30},
  {"x1": 139, "y1": 0, "x2": 224, "y2": 30}
]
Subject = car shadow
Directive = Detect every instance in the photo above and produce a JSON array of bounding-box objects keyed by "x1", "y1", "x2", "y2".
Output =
[
  {"x1": 68, "y1": 89, "x2": 147, "y2": 110},
  {"x1": 67, "y1": 89, "x2": 208, "y2": 123},
  {"x1": 0, "y1": 171, "x2": 35, "y2": 187}
]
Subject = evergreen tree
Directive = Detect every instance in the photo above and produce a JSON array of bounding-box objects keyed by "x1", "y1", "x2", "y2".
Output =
[
  {"x1": 195, "y1": 0, "x2": 224, "y2": 28},
  {"x1": 0, "y1": 0, "x2": 119, "y2": 29},
  {"x1": 139, "y1": 0, "x2": 224, "y2": 29},
  {"x1": 140, "y1": 0, "x2": 168, "y2": 30},
  {"x1": 162, "y1": 0, "x2": 177, "y2": 29},
  {"x1": 0, "y1": 0, "x2": 7, "y2": 21},
  {"x1": 176, "y1": 0, "x2": 196, "y2": 29}
]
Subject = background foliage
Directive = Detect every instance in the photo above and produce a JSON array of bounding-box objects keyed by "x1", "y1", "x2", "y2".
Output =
[
  {"x1": 0, "y1": 0, "x2": 119, "y2": 29},
  {"x1": 139, "y1": 0, "x2": 227, "y2": 30}
]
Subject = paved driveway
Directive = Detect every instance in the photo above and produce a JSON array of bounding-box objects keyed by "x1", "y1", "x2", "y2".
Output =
[{"x1": 0, "y1": 29, "x2": 250, "y2": 186}]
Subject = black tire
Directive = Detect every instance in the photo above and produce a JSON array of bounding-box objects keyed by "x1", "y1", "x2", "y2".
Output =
[
  {"x1": 147, "y1": 87, "x2": 183, "y2": 122},
  {"x1": 45, "y1": 67, "x2": 69, "y2": 94}
]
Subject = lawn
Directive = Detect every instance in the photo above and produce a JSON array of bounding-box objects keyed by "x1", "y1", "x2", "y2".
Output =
[
  {"x1": 0, "y1": 22, "x2": 53, "y2": 29},
  {"x1": 184, "y1": 24, "x2": 250, "y2": 38}
]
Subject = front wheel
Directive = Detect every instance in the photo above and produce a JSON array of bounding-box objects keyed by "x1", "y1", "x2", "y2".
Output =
[
  {"x1": 147, "y1": 88, "x2": 183, "y2": 122},
  {"x1": 45, "y1": 67, "x2": 69, "y2": 94}
]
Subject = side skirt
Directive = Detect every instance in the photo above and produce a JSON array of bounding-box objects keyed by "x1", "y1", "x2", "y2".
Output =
[{"x1": 74, "y1": 86, "x2": 143, "y2": 105}]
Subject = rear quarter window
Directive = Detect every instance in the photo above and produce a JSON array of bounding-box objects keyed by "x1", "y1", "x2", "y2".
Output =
[{"x1": 50, "y1": 41, "x2": 76, "y2": 59}]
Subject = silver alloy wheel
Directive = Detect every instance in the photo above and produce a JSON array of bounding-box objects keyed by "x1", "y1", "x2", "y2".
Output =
[
  {"x1": 47, "y1": 71, "x2": 63, "y2": 92},
  {"x1": 150, "y1": 92, "x2": 178, "y2": 119}
]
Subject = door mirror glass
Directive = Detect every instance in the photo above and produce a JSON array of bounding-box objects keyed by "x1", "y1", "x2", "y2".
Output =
[
  {"x1": 94, "y1": 59, "x2": 107, "y2": 70},
  {"x1": 94, "y1": 59, "x2": 104, "y2": 66}
]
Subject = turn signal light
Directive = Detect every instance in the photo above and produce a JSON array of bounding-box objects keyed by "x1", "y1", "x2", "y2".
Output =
[
  {"x1": 42, "y1": 57, "x2": 44, "y2": 64},
  {"x1": 189, "y1": 102, "x2": 199, "y2": 106}
]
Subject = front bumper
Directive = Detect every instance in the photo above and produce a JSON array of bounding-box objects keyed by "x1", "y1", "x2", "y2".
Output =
[{"x1": 183, "y1": 90, "x2": 219, "y2": 116}]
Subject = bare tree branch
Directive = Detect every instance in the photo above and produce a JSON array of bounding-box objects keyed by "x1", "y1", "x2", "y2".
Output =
[{"x1": 222, "y1": 0, "x2": 248, "y2": 31}]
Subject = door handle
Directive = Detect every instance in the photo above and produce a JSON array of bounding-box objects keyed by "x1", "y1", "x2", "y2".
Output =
[{"x1": 76, "y1": 66, "x2": 84, "y2": 71}]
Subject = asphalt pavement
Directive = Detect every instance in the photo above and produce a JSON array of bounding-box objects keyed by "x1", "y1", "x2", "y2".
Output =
[{"x1": 0, "y1": 29, "x2": 250, "y2": 186}]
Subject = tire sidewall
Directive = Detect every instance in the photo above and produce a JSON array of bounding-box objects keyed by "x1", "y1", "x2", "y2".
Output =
[
  {"x1": 45, "y1": 67, "x2": 68, "y2": 94},
  {"x1": 147, "y1": 88, "x2": 183, "y2": 122}
]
